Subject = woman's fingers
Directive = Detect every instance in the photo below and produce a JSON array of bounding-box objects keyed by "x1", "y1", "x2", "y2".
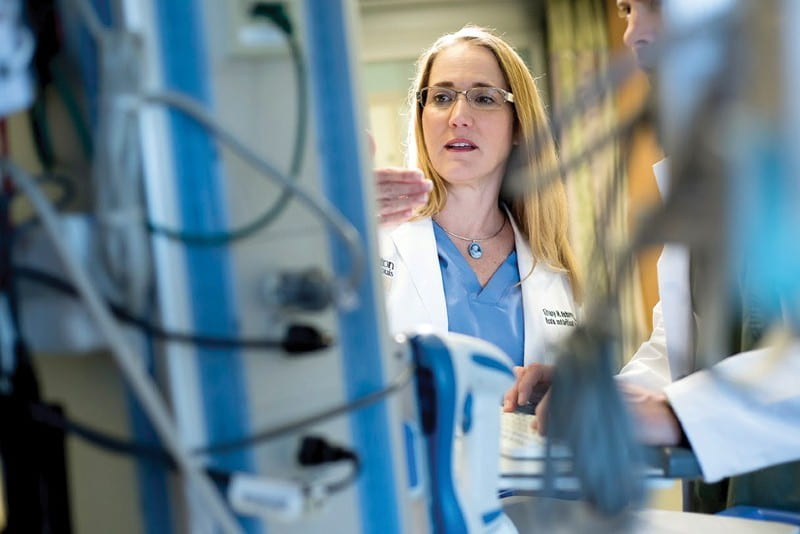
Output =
[
  {"x1": 378, "y1": 208, "x2": 416, "y2": 226},
  {"x1": 378, "y1": 193, "x2": 429, "y2": 212},
  {"x1": 503, "y1": 364, "x2": 554, "y2": 411},
  {"x1": 375, "y1": 168, "x2": 431, "y2": 199},
  {"x1": 503, "y1": 366, "x2": 527, "y2": 412},
  {"x1": 374, "y1": 167, "x2": 431, "y2": 226},
  {"x1": 516, "y1": 364, "x2": 553, "y2": 406},
  {"x1": 533, "y1": 390, "x2": 551, "y2": 435}
]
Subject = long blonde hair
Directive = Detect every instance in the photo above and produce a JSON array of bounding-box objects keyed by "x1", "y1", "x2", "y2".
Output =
[{"x1": 410, "y1": 25, "x2": 581, "y2": 299}]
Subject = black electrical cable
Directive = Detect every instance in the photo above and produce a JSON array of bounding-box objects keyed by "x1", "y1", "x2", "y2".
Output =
[
  {"x1": 505, "y1": 99, "x2": 652, "y2": 200},
  {"x1": 137, "y1": 89, "x2": 365, "y2": 302},
  {"x1": 29, "y1": 398, "x2": 362, "y2": 495},
  {"x1": 297, "y1": 435, "x2": 361, "y2": 495},
  {"x1": 30, "y1": 401, "x2": 169, "y2": 462},
  {"x1": 498, "y1": 17, "x2": 744, "y2": 517},
  {"x1": 147, "y1": 3, "x2": 307, "y2": 246},
  {"x1": 196, "y1": 364, "x2": 415, "y2": 455},
  {"x1": 572, "y1": 29, "x2": 739, "y2": 336},
  {"x1": 50, "y1": 57, "x2": 94, "y2": 159},
  {"x1": 27, "y1": 402, "x2": 231, "y2": 488},
  {"x1": 505, "y1": 8, "x2": 739, "y2": 199},
  {"x1": 37, "y1": 172, "x2": 76, "y2": 211},
  {"x1": 10, "y1": 173, "x2": 77, "y2": 230},
  {"x1": 13, "y1": 265, "x2": 332, "y2": 352},
  {"x1": 504, "y1": 9, "x2": 742, "y2": 381},
  {"x1": 28, "y1": 98, "x2": 56, "y2": 171},
  {"x1": 577, "y1": 110, "x2": 645, "y2": 309}
]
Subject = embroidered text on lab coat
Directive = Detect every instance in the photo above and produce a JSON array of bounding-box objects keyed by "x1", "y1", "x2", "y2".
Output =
[{"x1": 542, "y1": 308, "x2": 576, "y2": 327}]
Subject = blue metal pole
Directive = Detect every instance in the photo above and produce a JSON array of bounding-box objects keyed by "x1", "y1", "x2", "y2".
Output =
[
  {"x1": 152, "y1": 1, "x2": 258, "y2": 532},
  {"x1": 302, "y1": 1, "x2": 402, "y2": 532}
]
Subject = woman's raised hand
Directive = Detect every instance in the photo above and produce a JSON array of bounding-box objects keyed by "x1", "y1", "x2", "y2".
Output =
[{"x1": 375, "y1": 167, "x2": 432, "y2": 226}]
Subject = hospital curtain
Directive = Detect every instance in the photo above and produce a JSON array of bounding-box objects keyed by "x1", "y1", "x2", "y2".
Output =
[{"x1": 545, "y1": 0, "x2": 646, "y2": 364}]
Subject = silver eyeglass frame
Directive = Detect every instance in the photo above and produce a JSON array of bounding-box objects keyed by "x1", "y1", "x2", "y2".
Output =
[{"x1": 416, "y1": 86, "x2": 515, "y2": 110}]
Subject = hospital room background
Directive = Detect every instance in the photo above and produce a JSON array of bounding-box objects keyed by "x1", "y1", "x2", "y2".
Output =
[{"x1": 0, "y1": 0, "x2": 763, "y2": 532}]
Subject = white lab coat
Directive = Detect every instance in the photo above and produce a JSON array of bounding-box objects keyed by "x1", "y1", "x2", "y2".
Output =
[
  {"x1": 618, "y1": 159, "x2": 800, "y2": 482},
  {"x1": 379, "y1": 214, "x2": 577, "y2": 365},
  {"x1": 618, "y1": 158, "x2": 694, "y2": 390},
  {"x1": 665, "y1": 344, "x2": 800, "y2": 482}
]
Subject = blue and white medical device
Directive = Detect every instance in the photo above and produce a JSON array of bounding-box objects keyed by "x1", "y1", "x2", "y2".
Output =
[{"x1": 409, "y1": 331, "x2": 519, "y2": 534}]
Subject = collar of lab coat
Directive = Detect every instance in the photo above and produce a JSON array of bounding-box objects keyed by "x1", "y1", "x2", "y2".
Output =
[
  {"x1": 652, "y1": 155, "x2": 695, "y2": 377},
  {"x1": 653, "y1": 157, "x2": 670, "y2": 196},
  {"x1": 506, "y1": 208, "x2": 572, "y2": 363},
  {"x1": 389, "y1": 207, "x2": 543, "y2": 361},
  {"x1": 507, "y1": 210, "x2": 538, "y2": 362},
  {"x1": 505, "y1": 206, "x2": 535, "y2": 283},
  {"x1": 388, "y1": 216, "x2": 448, "y2": 330}
]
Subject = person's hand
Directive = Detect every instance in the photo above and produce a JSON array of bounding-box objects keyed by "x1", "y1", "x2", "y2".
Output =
[
  {"x1": 503, "y1": 363, "x2": 554, "y2": 412},
  {"x1": 531, "y1": 389, "x2": 551, "y2": 435},
  {"x1": 619, "y1": 383, "x2": 683, "y2": 446},
  {"x1": 375, "y1": 167, "x2": 431, "y2": 227}
]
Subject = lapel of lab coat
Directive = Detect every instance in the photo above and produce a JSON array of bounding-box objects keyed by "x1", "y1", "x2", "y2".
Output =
[
  {"x1": 507, "y1": 210, "x2": 578, "y2": 365},
  {"x1": 390, "y1": 212, "x2": 572, "y2": 364},
  {"x1": 653, "y1": 158, "x2": 695, "y2": 378},
  {"x1": 507, "y1": 212, "x2": 539, "y2": 364},
  {"x1": 390, "y1": 217, "x2": 448, "y2": 331}
]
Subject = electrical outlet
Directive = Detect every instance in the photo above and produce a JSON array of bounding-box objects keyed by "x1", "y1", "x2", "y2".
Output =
[{"x1": 223, "y1": 0, "x2": 293, "y2": 57}]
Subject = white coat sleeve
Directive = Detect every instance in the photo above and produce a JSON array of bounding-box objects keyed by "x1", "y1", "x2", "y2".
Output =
[
  {"x1": 665, "y1": 344, "x2": 800, "y2": 483},
  {"x1": 616, "y1": 301, "x2": 672, "y2": 391}
]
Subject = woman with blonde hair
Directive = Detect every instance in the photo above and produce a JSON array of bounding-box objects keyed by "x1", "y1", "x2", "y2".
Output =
[{"x1": 377, "y1": 25, "x2": 579, "y2": 399}]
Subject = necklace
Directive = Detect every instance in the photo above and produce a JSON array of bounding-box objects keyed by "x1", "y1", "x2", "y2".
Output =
[{"x1": 436, "y1": 216, "x2": 507, "y2": 259}]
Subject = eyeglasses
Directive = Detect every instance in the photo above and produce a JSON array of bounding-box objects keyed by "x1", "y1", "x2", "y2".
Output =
[{"x1": 416, "y1": 86, "x2": 515, "y2": 111}]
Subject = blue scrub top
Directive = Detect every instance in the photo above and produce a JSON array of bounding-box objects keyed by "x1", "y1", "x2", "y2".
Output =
[{"x1": 433, "y1": 221, "x2": 525, "y2": 366}]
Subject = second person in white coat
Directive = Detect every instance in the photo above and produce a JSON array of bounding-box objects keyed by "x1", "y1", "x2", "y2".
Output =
[{"x1": 377, "y1": 26, "x2": 581, "y2": 373}]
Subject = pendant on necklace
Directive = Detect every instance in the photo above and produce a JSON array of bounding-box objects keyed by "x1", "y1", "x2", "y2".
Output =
[{"x1": 468, "y1": 241, "x2": 483, "y2": 259}]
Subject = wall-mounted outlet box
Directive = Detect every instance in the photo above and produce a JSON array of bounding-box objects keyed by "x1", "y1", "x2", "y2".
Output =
[{"x1": 223, "y1": 0, "x2": 294, "y2": 58}]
